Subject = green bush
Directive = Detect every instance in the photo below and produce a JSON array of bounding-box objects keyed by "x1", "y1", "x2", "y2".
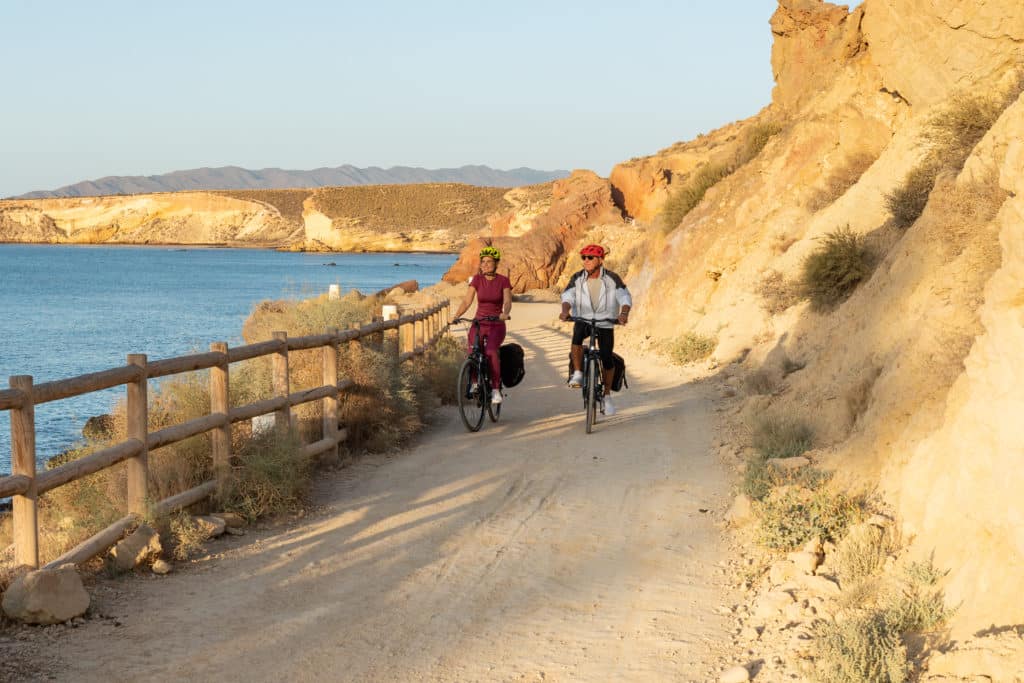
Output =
[
  {"x1": 834, "y1": 523, "x2": 890, "y2": 586},
  {"x1": 801, "y1": 226, "x2": 875, "y2": 310},
  {"x1": 751, "y1": 413, "x2": 813, "y2": 459},
  {"x1": 812, "y1": 611, "x2": 909, "y2": 683},
  {"x1": 659, "y1": 163, "x2": 731, "y2": 233},
  {"x1": 663, "y1": 332, "x2": 716, "y2": 365},
  {"x1": 757, "y1": 486, "x2": 862, "y2": 550}
]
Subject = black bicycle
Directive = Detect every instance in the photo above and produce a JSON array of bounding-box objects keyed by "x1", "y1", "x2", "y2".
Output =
[
  {"x1": 565, "y1": 317, "x2": 619, "y2": 434},
  {"x1": 452, "y1": 316, "x2": 503, "y2": 432}
]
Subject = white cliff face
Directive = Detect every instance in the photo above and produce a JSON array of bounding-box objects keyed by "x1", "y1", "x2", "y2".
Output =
[{"x1": 896, "y1": 95, "x2": 1024, "y2": 634}]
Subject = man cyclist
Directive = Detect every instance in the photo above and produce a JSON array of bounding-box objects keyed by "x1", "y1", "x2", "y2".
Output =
[
  {"x1": 451, "y1": 245, "x2": 512, "y2": 405},
  {"x1": 558, "y1": 244, "x2": 632, "y2": 416}
]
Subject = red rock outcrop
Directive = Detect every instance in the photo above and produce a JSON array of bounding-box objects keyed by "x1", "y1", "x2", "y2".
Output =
[{"x1": 443, "y1": 170, "x2": 622, "y2": 292}]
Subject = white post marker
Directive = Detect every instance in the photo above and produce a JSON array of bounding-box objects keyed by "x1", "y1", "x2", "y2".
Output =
[
  {"x1": 328, "y1": 284, "x2": 340, "y2": 300},
  {"x1": 382, "y1": 304, "x2": 399, "y2": 321}
]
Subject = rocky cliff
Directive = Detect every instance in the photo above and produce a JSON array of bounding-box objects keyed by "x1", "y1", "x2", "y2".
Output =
[
  {"x1": 0, "y1": 183, "x2": 525, "y2": 252},
  {"x1": 601, "y1": 0, "x2": 1024, "y2": 650}
]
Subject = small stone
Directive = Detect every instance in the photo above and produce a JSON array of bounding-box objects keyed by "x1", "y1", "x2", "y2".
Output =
[
  {"x1": 866, "y1": 514, "x2": 891, "y2": 528},
  {"x1": 719, "y1": 665, "x2": 750, "y2": 683},
  {"x1": 151, "y1": 559, "x2": 173, "y2": 575},
  {"x1": 802, "y1": 537, "x2": 823, "y2": 556},
  {"x1": 769, "y1": 560, "x2": 799, "y2": 586},
  {"x1": 225, "y1": 527, "x2": 246, "y2": 536},
  {"x1": 726, "y1": 494, "x2": 755, "y2": 527},
  {"x1": 740, "y1": 626, "x2": 762, "y2": 641},
  {"x1": 797, "y1": 574, "x2": 841, "y2": 596}
]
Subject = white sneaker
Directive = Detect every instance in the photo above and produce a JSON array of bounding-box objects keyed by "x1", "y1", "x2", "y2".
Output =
[
  {"x1": 603, "y1": 396, "x2": 616, "y2": 416},
  {"x1": 491, "y1": 391, "x2": 503, "y2": 405},
  {"x1": 568, "y1": 371, "x2": 583, "y2": 388}
]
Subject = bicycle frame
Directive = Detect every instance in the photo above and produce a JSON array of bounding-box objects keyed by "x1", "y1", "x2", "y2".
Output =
[
  {"x1": 565, "y1": 317, "x2": 618, "y2": 434},
  {"x1": 452, "y1": 316, "x2": 502, "y2": 431}
]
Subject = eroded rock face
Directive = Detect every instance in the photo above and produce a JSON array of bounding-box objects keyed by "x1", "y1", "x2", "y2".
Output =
[
  {"x1": 863, "y1": 0, "x2": 1024, "y2": 108},
  {"x1": 443, "y1": 170, "x2": 622, "y2": 292},
  {"x1": 2, "y1": 565, "x2": 90, "y2": 625}
]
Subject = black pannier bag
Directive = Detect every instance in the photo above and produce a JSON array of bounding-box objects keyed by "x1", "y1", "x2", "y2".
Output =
[
  {"x1": 611, "y1": 353, "x2": 628, "y2": 392},
  {"x1": 499, "y1": 343, "x2": 526, "y2": 387}
]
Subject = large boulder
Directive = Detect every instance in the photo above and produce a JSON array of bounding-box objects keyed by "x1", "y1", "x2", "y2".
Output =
[{"x1": 2, "y1": 565, "x2": 90, "y2": 624}]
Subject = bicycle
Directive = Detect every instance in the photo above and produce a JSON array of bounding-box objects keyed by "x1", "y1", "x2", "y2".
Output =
[
  {"x1": 564, "y1": 317, "x2": 619, "y2": 434},
  {"x1": 452, "y1": 316, "x2": 503, "y2": 432}
]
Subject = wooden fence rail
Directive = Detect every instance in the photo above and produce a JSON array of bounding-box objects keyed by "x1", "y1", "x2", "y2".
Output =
[{"x1": 1, "y1": 299, "x2": 451, "y2": 570}]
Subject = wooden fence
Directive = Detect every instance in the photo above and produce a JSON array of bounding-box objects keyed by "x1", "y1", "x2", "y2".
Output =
[{"x1": 0, "y1": 299, "x2": 450, "y2": 570}]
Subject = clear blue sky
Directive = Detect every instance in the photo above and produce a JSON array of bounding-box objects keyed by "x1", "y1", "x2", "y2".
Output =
[{"x1": 1, "y1": 0, "x2": 780, "y2": 197}]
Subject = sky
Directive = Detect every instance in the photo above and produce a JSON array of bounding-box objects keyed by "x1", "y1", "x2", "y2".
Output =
[{"x1": 0, "y1": 0, "x2": 781, "y2": 197}]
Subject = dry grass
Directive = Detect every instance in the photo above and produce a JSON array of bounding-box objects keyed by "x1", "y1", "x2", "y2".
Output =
[
  {"x1": 750, "y1": 413, "x2": 813, "y2": 459},
  {"x1": 311, "y1": 183, "x2": 510, "y2": 236},
  {"x1": 215, "y1": 189, "x2": 312, "y2": 224},
  {"x1": 221, "y1": 430, "x2": 310, "y2": 522},
  {"x1": 744, "y1": 369, "x2": 776, "y2": 396},
  {"x1": 659, "y1": 163, "x2": 731, "y2": 233},
  {"x1": 800, "y1": 226, "x2": 875, "y2": 311},
  {"x1": 834, "y1": 522, "x2": 892, "y2": 586},
  {"x1": 169, "y1": 512, "x2": 209, "y2": 561},
  {"x1": 807, "y1": 152, "x2": 877, "y2": 212},
  {"x1": 757, "y1": 269, "x2": 802, "y2": 315},
  {"x1": 886, "y1": 160, "x2": 943, "y2": 229},
  {"x1": 661, "y1": 332, "x2": 717, "y2": 365}
]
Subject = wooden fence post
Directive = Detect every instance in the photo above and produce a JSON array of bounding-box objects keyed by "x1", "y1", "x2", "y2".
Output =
[
  {"x1": 322, "y1": 329, "x2": 339, "y2": 462},
  {"x1": 272, "y1": 331, "x2": 290, "y2": 432},
  {"x1": 125, "y1": 355, "x2": 149, "y2": 517},
  {"x1": 10, "y1": 376, "x2": 38, "y2": 568},
  {"x1": 209, "y1": 343, "x2": 231, "y2": 486}
]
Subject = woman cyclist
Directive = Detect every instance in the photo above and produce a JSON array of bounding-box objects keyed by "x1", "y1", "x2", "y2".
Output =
[{"x1": 451, "y1": 245, "x2": 512, "y2": 405}]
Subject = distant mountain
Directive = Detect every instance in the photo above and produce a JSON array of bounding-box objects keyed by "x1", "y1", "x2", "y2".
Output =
[{"x1": 14, "y1": 165, "x2": 571, "y2": 199}]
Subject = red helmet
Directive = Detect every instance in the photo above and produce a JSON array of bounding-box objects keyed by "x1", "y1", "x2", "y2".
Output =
[{"x1": 579, "y1": 244, "x2": 606, "y2": 258}]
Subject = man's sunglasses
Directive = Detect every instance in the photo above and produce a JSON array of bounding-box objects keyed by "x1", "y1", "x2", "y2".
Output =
[{"x1": 581, "y1": 255, "x2": 600, "y2": 260}]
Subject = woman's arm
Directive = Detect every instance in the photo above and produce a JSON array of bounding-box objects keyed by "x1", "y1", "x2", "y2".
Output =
[
  {"x1": 452, "y1": 286, "x2": 476, "y2": 320},
  {"x1": 500, "y1": 286, "x2": 512, "y2": 321}
]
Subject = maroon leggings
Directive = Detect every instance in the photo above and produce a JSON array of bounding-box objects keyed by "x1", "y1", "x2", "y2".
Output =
[{"x1": 468, "y1": 321, "x2": 506, "y2": 389}]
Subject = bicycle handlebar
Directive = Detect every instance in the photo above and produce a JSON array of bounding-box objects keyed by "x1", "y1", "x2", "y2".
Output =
[
  {"x1": 452, "y1": 315, "x2": 506, "y2": 324},
  {"x1": 563, "y1": 316, "x2": 620, "y2": 325}
]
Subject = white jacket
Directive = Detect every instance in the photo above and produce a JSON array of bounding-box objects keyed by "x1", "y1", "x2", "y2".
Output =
[{"x1": 561, "y1": 267, "x2": 632, "y2": 329}]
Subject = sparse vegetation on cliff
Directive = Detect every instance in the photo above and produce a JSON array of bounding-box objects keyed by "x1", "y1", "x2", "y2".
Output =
[
  {"x1": 216, "y1": 189, "x2": 312, "y2": 224},
  {"x1": 800, "y1": 226, "x2": 875, "y2": 311},
  {"x1": 662, "y1": 332, "x2": 716, "y2": 365}
]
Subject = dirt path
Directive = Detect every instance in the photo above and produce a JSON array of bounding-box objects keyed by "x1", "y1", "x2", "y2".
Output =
[{"x1": 45, "y1": 303, "x2": 736, "y2": 682}]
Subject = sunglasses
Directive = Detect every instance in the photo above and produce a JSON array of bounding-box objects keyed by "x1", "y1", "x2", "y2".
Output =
[{"x1": 581, "y1": 255, "x2": 600, "y2": 261}]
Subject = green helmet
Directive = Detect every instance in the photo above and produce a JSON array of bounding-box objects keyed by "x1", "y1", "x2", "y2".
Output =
[{"x1": 479, "y1": 246, "x2": 501, "y2": 261}]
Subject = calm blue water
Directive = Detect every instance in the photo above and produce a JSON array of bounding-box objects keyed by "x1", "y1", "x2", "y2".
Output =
[{"x1": 0, "y1": 244, "x2": 454, "y2": 473}]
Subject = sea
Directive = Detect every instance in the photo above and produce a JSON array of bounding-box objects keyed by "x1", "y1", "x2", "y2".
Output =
[{"x1": 0, "y1": 244, "x2": 455, "y2": 474}]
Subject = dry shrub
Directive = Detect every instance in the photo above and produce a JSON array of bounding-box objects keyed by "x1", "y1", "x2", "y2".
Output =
[
  {"x1": 744, "y1": 369, "x2": 776, "y2": 396},
  {"x1": 800, "y1": 226, "x2": 875, "y2": 311},
  {"x1": 214, "y1": 189, "x2": 312, "y2": 225},
  {"x1": 757, "y1": 486, "x2": 862, "y2": 550},
  {"x1": 734, "y1": 121, "x2": 783, "y2": 166},
  {"x1": 417, "y1": 336, "x2": 463, "y2": 405},
  {"x1": 811, "y1": 557, "x2": 953, "y2": 682},
  {"x1": 659, "y1": 163, "x2": 731, "y2": 233},
  {"x1": 757, "y1": 269, "x2": 801, "y2": 315},
  {"x1": 807, "y1": 152, "x2": 877, "y2": 212},
  {"x1": 220, "y1": 430, "x2": 310, "y2": 522},
  {"x1": 885, "y1": 79, "x2": 1021, "y2": 229},
  {"x1": 750, "y1": 413, "x2": 813, "y2": 459},
  {"x1": 662, "y1": 332, "x2": 716, "y2": 365},
  {"x1": 834, "y1": 523, "x2": 891, "y2": 586},
  {"x1": 169, "y1": 512, "x2": 208, "y2": 560},
  {"x1": 812, "y1": 611, "x2": 909, "y2": 683}
]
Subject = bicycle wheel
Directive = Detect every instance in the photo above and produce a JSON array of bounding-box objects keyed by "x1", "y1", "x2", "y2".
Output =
[
  {"x1": 457, "y1": 358, "x2": 486, "y2": 432},
  {"x1": 585, "y1": 358, "x2": 597, "y2": 434}
]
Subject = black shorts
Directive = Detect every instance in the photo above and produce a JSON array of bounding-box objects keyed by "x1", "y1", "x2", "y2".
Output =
[{"x1": 572, "y1": 322, "x2": 615, "y2": 370}]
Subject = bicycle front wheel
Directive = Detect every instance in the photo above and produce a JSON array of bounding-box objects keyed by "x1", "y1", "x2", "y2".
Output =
[
  {"x1": 585, "y1": 359, "x2": 597, "y2": 434},
  {"x1": 487, "y1": 383, "x2": 501, "y2": 423},
  {"x1": 457, "y1": 359, "x2": 486, "y2": 432}
]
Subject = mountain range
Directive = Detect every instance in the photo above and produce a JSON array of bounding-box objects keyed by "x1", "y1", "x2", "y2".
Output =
[{"x1": 14, "y1": 164, "x2": 571, "y2": 199}]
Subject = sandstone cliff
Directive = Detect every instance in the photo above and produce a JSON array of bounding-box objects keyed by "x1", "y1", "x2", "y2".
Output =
[{"x1": 601, "y1": 0, "x2": 1024, "y2": 649}]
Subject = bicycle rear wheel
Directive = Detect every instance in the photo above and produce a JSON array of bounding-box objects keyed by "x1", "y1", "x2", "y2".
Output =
[
  {"x1": 585, "y1": 359, "x2": 597, "y2": 434},
  {"x1": 457, "y1": 358, "x2": 486, "y2": 432}
]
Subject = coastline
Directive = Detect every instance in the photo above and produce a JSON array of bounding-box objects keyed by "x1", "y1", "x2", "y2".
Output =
[{"x1": 0, "y1": 241, "x2": 459, "y2": 255}]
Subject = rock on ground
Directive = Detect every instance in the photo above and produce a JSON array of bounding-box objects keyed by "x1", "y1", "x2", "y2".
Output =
[
  {"x1": 2, "y1": 564, "x2": 89, "y2": 624},
  {"x1": 110, "y1": 524, "x2": 162, "y2": 570}
]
